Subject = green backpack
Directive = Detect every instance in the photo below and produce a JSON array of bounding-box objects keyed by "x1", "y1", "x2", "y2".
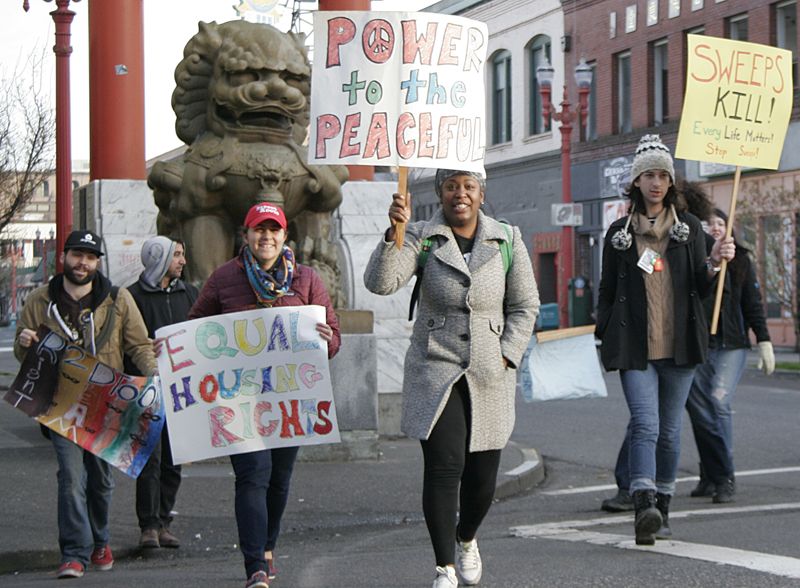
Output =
[{"x1": 408, "y1": 223, "x2": 513, "y2": 321}]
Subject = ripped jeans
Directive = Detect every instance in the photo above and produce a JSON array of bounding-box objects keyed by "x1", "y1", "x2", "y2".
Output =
[{"x1": 685, "y1": 347, "x2": 746, "y2": 482}]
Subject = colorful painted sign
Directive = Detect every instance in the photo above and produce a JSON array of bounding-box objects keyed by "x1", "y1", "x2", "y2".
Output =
[
  {"x1": 309, "y1": 11, "x2": 489, "y2": 173},
  {"x1": 676, "y1": 35, "x2": 793, "y2": 169},
  {"x1": 155, "y1": 305, "x2": 339, "y2": 464},
  {"x1": 4, "y1": 326, "x2": 164, "y2": 478}
]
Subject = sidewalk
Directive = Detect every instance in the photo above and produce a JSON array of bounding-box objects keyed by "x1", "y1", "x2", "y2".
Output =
[{"x1": 0, "y1": 392, "x2": 543, "y2": 576}]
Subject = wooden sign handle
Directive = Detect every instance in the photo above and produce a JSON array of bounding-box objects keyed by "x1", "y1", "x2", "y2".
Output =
[
  {"x1": 710, "y1": 166, "x2": 742, "y2": 334},
  {"x1": 395, "y1": 167, "x2": 409, "y2": 250}
]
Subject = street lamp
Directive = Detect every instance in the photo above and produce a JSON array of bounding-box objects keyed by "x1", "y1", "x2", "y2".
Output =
[
  {"x1": 536, "y1": 57, "x2": 593, "y2": 328},
  {"x1": 23, "y1": 0, "x2": 81, "y2": 273}
]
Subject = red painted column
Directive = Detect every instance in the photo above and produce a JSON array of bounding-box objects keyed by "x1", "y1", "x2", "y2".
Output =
[
  {"x1": 557, "y1": 88, "x2": 574, "y2": 329},
  {"x1": 318, "y1": 0, "x2": 373, "y2": 181},
  {"x1": 88, "y1": 0, "x2": 146, "y2": 181},
  {"x1": 51, "y1": 0, "x2": 78, "y2": 271}
]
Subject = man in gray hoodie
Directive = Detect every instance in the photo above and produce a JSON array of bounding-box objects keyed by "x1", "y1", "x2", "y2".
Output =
[{"x1": 124, "y1": 236, "x2": 199, "y2": 549}]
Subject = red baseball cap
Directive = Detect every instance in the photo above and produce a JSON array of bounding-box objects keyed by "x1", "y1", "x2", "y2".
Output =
[{"x1": 244, "y1": 203, "x2": 287, "y2": 230}]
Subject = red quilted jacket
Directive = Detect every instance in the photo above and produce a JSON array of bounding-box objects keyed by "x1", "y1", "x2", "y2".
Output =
[{"x1": 188, "y1": 251, "x2": 341, "y2": 359}]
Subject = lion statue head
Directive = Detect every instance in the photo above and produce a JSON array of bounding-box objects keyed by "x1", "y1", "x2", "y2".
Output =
[{"x1": 173, "y1": 21, "x2": 311, "y2": 146}]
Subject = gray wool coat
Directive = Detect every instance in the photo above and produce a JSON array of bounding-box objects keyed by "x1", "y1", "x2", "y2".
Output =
[{"x1": 364, "y1": 209, "x2": 540, "y2": 452}]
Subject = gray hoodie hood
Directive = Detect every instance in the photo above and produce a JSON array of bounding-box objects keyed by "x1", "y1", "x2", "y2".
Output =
[{"x1": 140, "y1": 236, "x2": 176, "y2": 291}]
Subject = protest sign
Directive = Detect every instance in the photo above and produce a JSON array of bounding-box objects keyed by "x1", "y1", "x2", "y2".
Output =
[
  {"x1": 520, "y1": 326, "x2": 607, "y2": 402},
  {"x1": 676, "y1": 35, "x2": 793, "y2": 170},
  {"x1": 4, "y1": 326, "x2": 164, "y2": 478},
  {"x1": 676, "y1": 35, "x2": 793, "y2": 333},
  {"x1": 155, "y1": 305, "x2": 340, "y2": 464},
  {"x1": 309, "y1": 11, "x2": 489, "y2": 174}
]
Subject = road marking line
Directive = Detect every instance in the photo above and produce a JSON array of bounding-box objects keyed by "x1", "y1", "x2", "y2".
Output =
[
  {"x1": 0, "y1": 347, "x2": 13, "y2": 352},
  {"x1": 542, "y1": 466, "x2": 800, "y2": 496},
  {"x1": 513, "y1": 503, "x2": 800, "y2": 580}
]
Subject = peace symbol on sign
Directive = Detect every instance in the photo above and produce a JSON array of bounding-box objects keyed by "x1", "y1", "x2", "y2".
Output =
[{"x1": 362, "y1": 20, "x2": 395, "y2": 64}]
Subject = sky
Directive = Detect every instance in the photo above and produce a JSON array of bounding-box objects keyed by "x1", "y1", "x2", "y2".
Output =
[{"x1": 1, "y1": 0, "x2": 436, "y2": 164}]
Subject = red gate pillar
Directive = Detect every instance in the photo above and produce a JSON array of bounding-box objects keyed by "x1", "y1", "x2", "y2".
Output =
[
  {"x1": 88, "y1": 0, "x2": 146, "y2": 181},
  {"x1": 318, "y1": 0, "x2": 373, "y2": 181}
]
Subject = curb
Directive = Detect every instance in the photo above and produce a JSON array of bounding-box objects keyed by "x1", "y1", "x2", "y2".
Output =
[{"x1": 495, "y1": 441, "x2": 545, "y2": 500}]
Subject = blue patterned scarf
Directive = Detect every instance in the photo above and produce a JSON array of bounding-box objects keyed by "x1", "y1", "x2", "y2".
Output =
[{"x1": 243, "y1": 245, "x2": 295, "y2": 307}]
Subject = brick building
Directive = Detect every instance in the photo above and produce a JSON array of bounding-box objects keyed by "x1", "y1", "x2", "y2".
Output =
[{"x1": 421, "y1": 0, "x2": 800, "y2": 345}]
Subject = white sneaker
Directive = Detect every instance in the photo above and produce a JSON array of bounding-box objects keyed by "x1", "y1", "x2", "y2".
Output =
[
  {"x1": 455, "y1": 538, "x2": 483, "y2": 585},
  {"x1": 433, "y1": 565, "x2": 458, "y2": 588}
]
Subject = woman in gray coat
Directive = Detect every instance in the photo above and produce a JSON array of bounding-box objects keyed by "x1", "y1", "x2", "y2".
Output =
[{"x1": 364, "y1": 169, "x2": 539, "y2": 588}]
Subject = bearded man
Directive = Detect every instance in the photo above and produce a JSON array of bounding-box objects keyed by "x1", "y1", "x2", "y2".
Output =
[{"x1": 14, "y1": 230, "x2": 157, "y2": 579}]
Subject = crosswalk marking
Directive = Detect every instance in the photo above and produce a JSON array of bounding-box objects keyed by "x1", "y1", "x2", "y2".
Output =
[
  {"x1": 542, "y1": 466, "x2": 800, "y2": 496},
  {"x1": 512, "y1": 503, "x2": 800, "y2": 580}
]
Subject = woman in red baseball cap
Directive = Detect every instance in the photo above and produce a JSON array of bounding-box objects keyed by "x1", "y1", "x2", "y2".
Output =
[{"x1": 188, "y1": 203, "x2": 341, "y2": 588}]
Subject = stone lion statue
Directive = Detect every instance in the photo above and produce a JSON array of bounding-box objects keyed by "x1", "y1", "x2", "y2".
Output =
[{"x1": 148, "y1": 20, "x2": 349, "y2": 306}]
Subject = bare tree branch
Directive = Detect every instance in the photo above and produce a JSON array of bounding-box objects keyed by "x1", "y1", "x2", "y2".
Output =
[{"x1": 0, "y1": 45, "x2": 55, "y2": 234}]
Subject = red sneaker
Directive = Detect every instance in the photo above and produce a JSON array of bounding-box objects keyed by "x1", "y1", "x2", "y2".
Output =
[
  {"x1": 56, "y1": 561, "x2": 84, "y2": 579},
  {"x1": 90, "y1": 545, "x2": 114, "y2": 571}
]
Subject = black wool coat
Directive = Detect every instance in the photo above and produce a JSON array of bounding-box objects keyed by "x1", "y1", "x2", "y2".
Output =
[{"x1": 596, "y1": 211, "x2": 716, "y2": 371}]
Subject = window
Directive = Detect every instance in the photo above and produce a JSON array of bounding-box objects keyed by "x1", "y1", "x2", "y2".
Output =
[
  {"x1": 616, "y1": 51, "x2": 632, "y2": 134},
  {"x1": 760, "y1": 214, "x2": 794, "y2": 318},
  {"x1": 529, "y1": 37, "x2": 552, "y2": 135},
  {"x1": 653, "y1": 40, "x2": 669, "y2": 125},
  {"x1": 587, "y1": 61, "x2": 598, "y2": 140},
  {"x1": 728, "y1": 13, "x2": 749, "y2": 41},
  {"x1": 776, "y1": 1, "x2": 797, "y2": 99},
  {"x1": 492, "y1": 51, "x2": 512, "y2": 144}
]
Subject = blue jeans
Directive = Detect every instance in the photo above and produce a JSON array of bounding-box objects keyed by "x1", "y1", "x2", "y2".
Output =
[
  {"x1": 51, "y1": 432, "x2": 114, "y2": 566},
  {"x1": 685, "y1": 347, "x2": 745, "y2": 482},
  {"x1": 620, "y1": 359, "x2": 697, "y2": 496},
  {"x1": 230, "y1": 446, "x2": 299, "y2": 578}
]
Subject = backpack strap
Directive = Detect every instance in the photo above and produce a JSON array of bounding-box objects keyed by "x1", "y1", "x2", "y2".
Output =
[
  {"x1": 499, "y1": 222, "x2": 513, "y2": 275},
  {"x1": 408, "y1": 238, "x2": 434, "y2": 321},
  {"x1": 93, "y1": 286, "x2": 119, "y2": 353}
]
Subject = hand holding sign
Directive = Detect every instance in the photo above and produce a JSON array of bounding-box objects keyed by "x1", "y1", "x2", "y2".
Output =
[{"x1": 311, "y1": 11, "x2": 489, "y2": 248}]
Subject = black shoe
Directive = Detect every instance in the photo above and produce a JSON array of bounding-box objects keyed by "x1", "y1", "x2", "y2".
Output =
[
  {"x1": 601, "y1": 490, "x2": 635, "y2": 512},
  {"x1": 690, "y1": 462, "x2": 714, "y2": 497},
  {"x1": 655, "y1": 492, "x2": 672, "y2": 539},
  {"x1": 632, "y1": 489, "x2": 662, "y2": 546},
  {"x1": 712, "y1": 478, "x2": 735, "y2": 503}
]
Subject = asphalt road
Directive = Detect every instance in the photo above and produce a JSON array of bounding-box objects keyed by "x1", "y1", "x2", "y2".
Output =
[{"x1": 1, "y1": 322, "x2": 799, "y2": 587}]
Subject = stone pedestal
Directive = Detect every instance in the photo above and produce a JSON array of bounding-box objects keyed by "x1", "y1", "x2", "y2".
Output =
[
  {"x1": 73, "y1": 179, "x2": 159, "y2": 288},
  {"x1": 334, "y1": 182, "x2": 412, "y2": 437}
]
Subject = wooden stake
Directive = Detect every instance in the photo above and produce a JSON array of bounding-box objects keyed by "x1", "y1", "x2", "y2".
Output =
[
  {"x1": 710, "y1": 165, "x2": 742, "y2": 334},
  {"x1": 395, "y1": 167, "x2": 409, "y2": 250}
]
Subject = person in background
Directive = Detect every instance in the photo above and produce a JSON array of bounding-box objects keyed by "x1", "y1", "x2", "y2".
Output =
[
  {"x1": 596, "y1": 136, "x2": 735, "y2": 545},
  {"x1": 186, "y1": 203, "x2": 340, "y2": 588},
  {"x1": 15, "y1": 230, "x2": 157, "y2": 579},
  {"x1": 686, "y1": 208, "x2": 774, "y2": 503},
  {"x1": 125, "y1": 236, "x2": 199, "y2": 549},
  {"x1": 364, "y1": 169, "x2": 539, "y2": 588}
]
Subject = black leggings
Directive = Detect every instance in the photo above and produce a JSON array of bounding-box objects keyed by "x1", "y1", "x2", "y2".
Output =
[{"x1": 420, "y1": 377, "x2": 502, "y2": 567}]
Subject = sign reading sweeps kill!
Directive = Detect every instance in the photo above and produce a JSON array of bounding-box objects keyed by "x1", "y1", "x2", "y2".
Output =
[
  {"x1": 309, "y1": 11, "x2": 489, "y2": 173},
  {"x1": 676, "y1": 35, "x2": 793, "y2": 169},
  {"x1": 155, "y1": 305, "x2": 340, "y2": 464},
  {"x1": 4, "y1": 326, "x2": 165, "y2": 478}
]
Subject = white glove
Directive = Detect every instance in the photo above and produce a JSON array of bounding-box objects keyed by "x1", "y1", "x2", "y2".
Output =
[{"x1": 756, "y1": 341, "x2": 775, "y2": 376}]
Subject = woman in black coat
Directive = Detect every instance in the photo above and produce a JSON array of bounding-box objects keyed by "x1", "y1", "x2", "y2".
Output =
[{"x1": 686, "y1": 208, "x2": 774, "y2": 502}]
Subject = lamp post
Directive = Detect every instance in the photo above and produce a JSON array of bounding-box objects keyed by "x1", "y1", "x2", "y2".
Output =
[
  {"x1": 23, "y1": 0, "x2": 81, "y2": 273},
  {"x1": 536, "y1": 57, "x2": 592, "y2": 328}
]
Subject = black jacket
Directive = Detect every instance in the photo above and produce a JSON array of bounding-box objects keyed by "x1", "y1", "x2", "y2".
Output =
[
  {"x1": 123, "y1": 275, "x2": 199, "y2": 376},
  {"x1": 704, "y1": 256, "x2": 770, "y2": 349},
  {"x1": 596, "y1": 211, "x2": 716, "y2": 371}
]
